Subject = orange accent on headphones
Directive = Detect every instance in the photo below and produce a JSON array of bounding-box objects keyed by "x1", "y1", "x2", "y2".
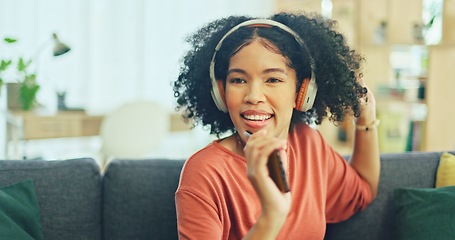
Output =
[
  {"x1": 248, "y1": 24, "x2": 273, "y2": 28},
  {"x1": 295, "y1": 78, "x2": 310, "y2": 110}
]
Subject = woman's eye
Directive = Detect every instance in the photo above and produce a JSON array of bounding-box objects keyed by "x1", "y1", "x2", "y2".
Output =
[
  {"x1": 229, "y1": 78, "x2": 245, "y2": 84},
  {"x1": 267, "y1": 78, "x2": 282, "y2": 83}
]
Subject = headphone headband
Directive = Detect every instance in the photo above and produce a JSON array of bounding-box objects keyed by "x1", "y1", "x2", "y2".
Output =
[{"x1": 210, "y1": 19, "x2": 317, "y2": 113}]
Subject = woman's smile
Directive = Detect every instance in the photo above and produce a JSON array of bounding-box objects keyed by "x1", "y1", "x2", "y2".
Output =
[{"x1": 241, "y1": 110, "x2": 274, "y2": 129}]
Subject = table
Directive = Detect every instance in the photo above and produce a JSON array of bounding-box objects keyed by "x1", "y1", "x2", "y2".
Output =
[{"x1": 5, "y1": 110, "x2": 104, "y2": 159}]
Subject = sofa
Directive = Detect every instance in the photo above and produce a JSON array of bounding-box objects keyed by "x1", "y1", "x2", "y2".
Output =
[{"x1": 0, "y1": 150, "x2": 452, "y2": 240}]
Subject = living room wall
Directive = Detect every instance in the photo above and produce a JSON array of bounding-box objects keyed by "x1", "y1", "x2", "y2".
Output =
[
  {"x1": 0, "y1": 0, "x2": 275, "y2": 114},
  {"x1": 0, "y1": 0, "x2": 274, "y2": 160}
]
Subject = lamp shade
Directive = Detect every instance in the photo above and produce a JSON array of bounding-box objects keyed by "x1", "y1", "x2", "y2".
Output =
[{"x1": 52, "y1": 33, "x2": 70, "y2": 56}]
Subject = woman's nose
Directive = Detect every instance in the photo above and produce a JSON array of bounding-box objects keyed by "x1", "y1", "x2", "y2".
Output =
[{"x1": 244, "y1": 84, "x2": 266, "y2": 104}]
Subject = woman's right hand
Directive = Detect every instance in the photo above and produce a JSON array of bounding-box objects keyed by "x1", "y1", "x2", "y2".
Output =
[{"x1": 242, "y1": 129, "x2": 291, "y2": 239}]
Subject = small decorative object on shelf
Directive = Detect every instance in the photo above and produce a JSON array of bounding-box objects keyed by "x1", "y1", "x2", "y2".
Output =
[
  {"x1": 373, "y1": 20, "x2": 387, "y2": 44},
  {"x1": 413, "y1": 22, "x2": 425, "y2": 43}
]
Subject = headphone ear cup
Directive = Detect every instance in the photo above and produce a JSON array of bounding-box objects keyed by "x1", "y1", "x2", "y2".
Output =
[
  {"x1": 210, "y1": 80, "x2": 228, "y2": 112},
  {"x1": 295, "y1": 78, "x2": 317, "y2": 112},
  {"x1": 295, "y1": 78, "x2": 310, "y2": 111}
]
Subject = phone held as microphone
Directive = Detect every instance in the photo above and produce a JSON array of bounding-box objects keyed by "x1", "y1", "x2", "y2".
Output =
[
  {"x1": 244, "y1": 131, "x2": 290, "y2": 193},
  {"x1": 268, "y1": 150, "x2": 290, "y2": 193}
]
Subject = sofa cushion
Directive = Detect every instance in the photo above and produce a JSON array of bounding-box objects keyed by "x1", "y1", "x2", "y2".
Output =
[
  {"x1": 0, "y1": 179, "x2": 44, "y2": 240},
  {"x1": 325, "y1": 151, "x2": 443, "y2": 240},
  {"x1": 394, "y1": 186, "x2": 455, "y2": 240},
  {"x1": 436, "y1": 152, "x2": 455, "y2": 188},
  {"x1": 102, "y1": 159, "x2": 184, "y2": 240},
  {"x1": 0, "y1": 158, "x2": 102, "y2": 240}
]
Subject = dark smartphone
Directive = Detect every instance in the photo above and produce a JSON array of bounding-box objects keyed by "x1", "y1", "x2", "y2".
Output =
[{"x1": 267, "y1": 150, "x2": 290, "y2": 193}]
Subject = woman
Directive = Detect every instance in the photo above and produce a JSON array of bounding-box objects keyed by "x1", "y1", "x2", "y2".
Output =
[{"x1": 173, "y1": 12, "x2": 380, "y2": 239}]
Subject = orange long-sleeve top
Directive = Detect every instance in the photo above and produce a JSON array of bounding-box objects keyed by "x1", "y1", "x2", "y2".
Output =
[{"x1": 175, "y1": 123, "x2": 373, "y2": 239}]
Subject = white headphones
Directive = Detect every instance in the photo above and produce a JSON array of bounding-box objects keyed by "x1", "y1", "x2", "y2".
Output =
[{"x1": 209, "y1": 19, "x2": 318, "y2": 113}]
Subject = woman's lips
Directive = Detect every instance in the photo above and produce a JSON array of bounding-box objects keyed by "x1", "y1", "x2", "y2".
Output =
[
  {"x1": 241, "y1": 112, "x2": 273, "y2": 129},
  {"x1": 242, "y1": 114, "x2": 272, "y2": 121}
]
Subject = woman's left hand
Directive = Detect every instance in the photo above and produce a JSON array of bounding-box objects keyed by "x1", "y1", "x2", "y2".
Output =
[{"x1": 356, "y1": 79, "x2": 377, "y2": 125}]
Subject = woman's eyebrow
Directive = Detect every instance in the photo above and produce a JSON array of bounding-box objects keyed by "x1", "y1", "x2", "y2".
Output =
[
  {"x1": 227, "y1": 68, "x2": 246, "y2": 75},
  {"x1": 227, "y1": 68, "x2": 287, "y2": 75},
  {"x1": 263, "y1": 68, "x2": 287, "y2": 75}
]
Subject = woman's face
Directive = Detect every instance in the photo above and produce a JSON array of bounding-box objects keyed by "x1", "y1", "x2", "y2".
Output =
[{"x1": 224, "y1": 39, "x2": 297, "y2": 140}]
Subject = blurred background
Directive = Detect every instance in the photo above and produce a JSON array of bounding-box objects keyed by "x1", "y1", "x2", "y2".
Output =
[{"x1": 0, "y1": 0, "x2": 454, "y2": 164}]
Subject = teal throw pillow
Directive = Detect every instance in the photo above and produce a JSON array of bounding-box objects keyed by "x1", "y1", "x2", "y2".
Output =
[
  {"x1": 394, "y1": 186, "x2": 455, "y2": 240},
  {"x1": 0, "y1": 179, "x2": 45, "y2": 240}
]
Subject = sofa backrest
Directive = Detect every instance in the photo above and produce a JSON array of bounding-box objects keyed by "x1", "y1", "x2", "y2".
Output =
[
  {"x1": 104, "y1": 152, "x2": 448, "y2": 240},
  {"x1": 1, "y1": 151, "x2": 448, "y2": 240},
  {"x1": 0, "y1": 158, "x2": 102, "y2": 240},
  {"x1": 325, "y1": 151, "x2": 446, "y2": 240},
  {"x1": 102, "y1": 159, "x2": 184, "y2": 240}
]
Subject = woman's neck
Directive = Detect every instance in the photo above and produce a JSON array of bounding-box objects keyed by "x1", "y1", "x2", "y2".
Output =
[{"x1": 219, "y1": 133, "x2": 246, "y2": 157}]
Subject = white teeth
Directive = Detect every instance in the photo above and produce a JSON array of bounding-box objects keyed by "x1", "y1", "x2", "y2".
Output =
[{"x1": 243, "y1": 115, "x2": 272, "y2": 121}]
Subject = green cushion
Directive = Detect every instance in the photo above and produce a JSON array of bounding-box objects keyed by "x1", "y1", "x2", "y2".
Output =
[
  {"x1": 394, "y1": 186, "x2": 455, "y2": 240},
  {"x1": 0, "y1": 179, "x2": 45, "y2": 240}
]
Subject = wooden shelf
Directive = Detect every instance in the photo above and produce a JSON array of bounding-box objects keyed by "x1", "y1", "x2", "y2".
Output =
[{"x1": 8, "y1": 111, "x2": 103, "y2": 140}]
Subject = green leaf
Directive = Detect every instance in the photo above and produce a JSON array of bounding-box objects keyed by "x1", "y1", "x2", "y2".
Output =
[
  {"x1": 25, "y1": 73, "x2": 37, "y2": 81},
  {"x1": 17, "y1": 58, "x2": 32, "y2": 72},
  {"x1": 0, "y1": 60, "x2": 12, "y2": 71},
  {"x1": 3, "y1": 37, "x2": 17, "y2": 44},
  {"x1": 19, "y1": 83, "x2": 40, "y2": 110},
  {"x1": 17, "y1": 58, "x2": 25, "y2": 71}
]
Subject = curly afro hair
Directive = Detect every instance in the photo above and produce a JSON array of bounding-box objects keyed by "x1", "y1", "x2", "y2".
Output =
[{"x1": 173, "y1": 12, "x2": 367, "y2": 137}]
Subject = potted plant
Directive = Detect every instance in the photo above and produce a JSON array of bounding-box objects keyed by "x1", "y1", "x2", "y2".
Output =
[{"x1": 0, "y1": 37, "x2": 40, "y2": 111}]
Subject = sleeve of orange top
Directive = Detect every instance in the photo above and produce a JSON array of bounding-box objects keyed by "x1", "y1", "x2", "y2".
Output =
[
  {"x1": 175, "y1": 145, "x2": 226, "y2": 240},
  {"x1": 175, "y1": 189, "x2": 223, "y2": 239},
  {"x1": 322, "y1": 134, "x2": 373, "y2": 223}
]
